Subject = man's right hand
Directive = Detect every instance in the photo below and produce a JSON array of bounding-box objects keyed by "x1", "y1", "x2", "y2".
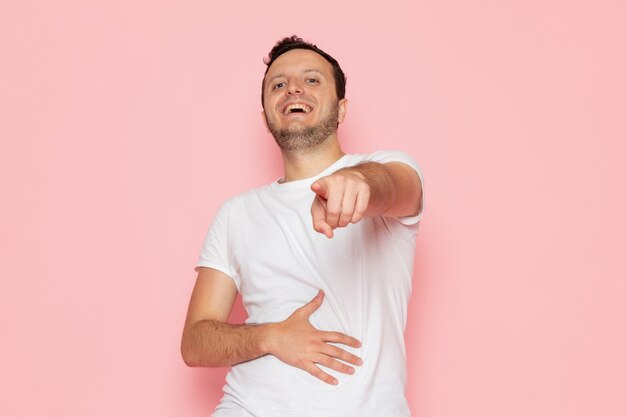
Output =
[{"x1": 266, "y1": 289, "x2": 363, "y2": 385}]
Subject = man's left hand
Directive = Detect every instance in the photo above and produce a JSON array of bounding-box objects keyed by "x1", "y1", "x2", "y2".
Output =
[{"x1": 310, "y1": 169, "x2": 370, "y2": 239}]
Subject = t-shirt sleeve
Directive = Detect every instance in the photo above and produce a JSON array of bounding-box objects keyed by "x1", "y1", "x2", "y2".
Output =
[
  {"x1": 365, "y1": 150, "x2": 425, "y2": 226},
  {"x1": 194, "y1": 199, "x2": 240, "y2": 290}
]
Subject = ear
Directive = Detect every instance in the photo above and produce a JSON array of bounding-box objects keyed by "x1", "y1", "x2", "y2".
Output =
[
  {"x1": 337, "y1": 98, "x2": 348, "y2": 124},
  {"x1": 261, "y1": 110, "x2": 270, "y2": 132}
]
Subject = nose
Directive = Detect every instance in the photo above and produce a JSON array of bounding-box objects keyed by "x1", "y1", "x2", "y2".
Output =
[{"x1": 287, "y1": 80, "x2": 303, "y2": 96}]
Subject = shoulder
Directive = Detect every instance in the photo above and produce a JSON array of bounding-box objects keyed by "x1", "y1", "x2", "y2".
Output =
[{"x1": 217, "y1": 183, "x2": 275, "y2": 213}]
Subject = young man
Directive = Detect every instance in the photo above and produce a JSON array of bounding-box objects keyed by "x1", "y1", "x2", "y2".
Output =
[{"x1": 181, "y1": 35, "x2": 424, "y2": 417}]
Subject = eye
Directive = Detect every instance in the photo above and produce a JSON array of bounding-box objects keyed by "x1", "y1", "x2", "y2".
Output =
[
  {"x1": 306, "y1": 78, "x2": 319, "y2": 84},
  {"x1": 273, "y1": 82, "x2": 285, "y2": 90}
]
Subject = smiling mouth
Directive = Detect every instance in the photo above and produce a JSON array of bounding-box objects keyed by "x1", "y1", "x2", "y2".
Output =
[{"x1": 283, "y1": 103, "x2": 312, "y2": 115}]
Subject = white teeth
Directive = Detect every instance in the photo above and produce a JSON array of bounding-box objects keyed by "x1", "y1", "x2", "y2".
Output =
[{"x1": 283, "y1": 104, "x2": 312, "y2": 115}]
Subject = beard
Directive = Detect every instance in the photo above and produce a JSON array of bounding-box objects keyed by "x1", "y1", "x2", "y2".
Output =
[{"x1": 267, "y1": 101, "x2": 338, "y2": 151}]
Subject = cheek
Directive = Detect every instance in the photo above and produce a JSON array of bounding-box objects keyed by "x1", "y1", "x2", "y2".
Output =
[{"x1": 267, "y1": 97, "x2": 281, "y2": 113}]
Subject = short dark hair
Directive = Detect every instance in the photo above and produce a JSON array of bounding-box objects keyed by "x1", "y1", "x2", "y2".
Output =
[{"x1": 261, "y1": 35, "x2": 347, "y2": 108}]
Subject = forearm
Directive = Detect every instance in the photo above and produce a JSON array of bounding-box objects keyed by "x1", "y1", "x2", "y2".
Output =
[
  {"x1": 340, "y1": 162, "x2": 396, "y2": 217},
  {"x1": 182, "y1": 319, "x2": 275, "y2": 367}
]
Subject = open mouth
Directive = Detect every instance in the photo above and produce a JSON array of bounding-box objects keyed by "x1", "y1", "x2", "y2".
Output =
[{"x1": 283, "y1": 103, "x2": 312, "y2": 115}]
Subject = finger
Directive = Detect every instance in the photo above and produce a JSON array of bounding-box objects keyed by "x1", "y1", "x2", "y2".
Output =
[
  {"x1": 311, "y1": 197, "x2": 334, "y2": 238},
  {"x1": 321, "y1": 344, "x2": 363, "y2": 367},
  {"x1": 310, "y1": 179, "x2": 329, "y2": 198},
  {"x1": 351, "y1": 187, "x2": 370, "y2": 224},
  {"x1": 338, "y1": 186, "x2": 358, "y2": 227},
  {"x1": 324, "y1": 183, "x2": 344, "y2": 229},
  {"x1": 296, "y1": 290, "x2": 324, "y2": 318},
  {"x1": 315, "y1": 354, "x2": 355, "y2": 375},
  {"x1": 320, "y1": 331, "x2": 362, "y2": 348},
  {"x1": 303, "y1": 362, "x2": 338, "y2": 385}
]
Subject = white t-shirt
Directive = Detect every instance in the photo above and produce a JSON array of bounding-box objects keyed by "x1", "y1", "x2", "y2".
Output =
[{"x1": 196, "y1": 150, "x2": 424, "y2": 417}]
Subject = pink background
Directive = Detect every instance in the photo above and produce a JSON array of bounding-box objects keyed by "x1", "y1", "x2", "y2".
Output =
[{"x1": 2, "y1": 1, "x2": 625, "y2": 416}]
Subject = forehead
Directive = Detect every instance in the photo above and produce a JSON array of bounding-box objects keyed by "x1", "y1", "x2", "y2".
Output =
[{"x1": 265, "y1": 49, "x2": 334, "y2": 78}]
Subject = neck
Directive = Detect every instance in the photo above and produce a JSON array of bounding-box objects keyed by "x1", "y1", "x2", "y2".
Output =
[{"x1": 279, "y1": 135, "x2": 345, "y2": 183}]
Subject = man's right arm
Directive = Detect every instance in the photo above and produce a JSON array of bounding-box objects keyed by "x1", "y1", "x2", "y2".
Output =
[
  {"x1": 180, "y1": 267, "x2": 363, "y2": 385},
  {"x1": 180, "y1": 266, "x2": 270, "y2": 367}
]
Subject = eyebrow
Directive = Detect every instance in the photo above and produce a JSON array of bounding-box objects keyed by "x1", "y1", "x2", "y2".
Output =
[{"x1": 266, "y1": 69, "x2": 324, "y2": 85}]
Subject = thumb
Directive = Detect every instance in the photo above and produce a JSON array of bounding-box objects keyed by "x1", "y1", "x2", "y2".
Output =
[
  {"x1": 311, "y1": 179, "x2": 329, "y2": 198},
  {"x1": 298, "y1": 289, "x2": 324, "y2": 318}
]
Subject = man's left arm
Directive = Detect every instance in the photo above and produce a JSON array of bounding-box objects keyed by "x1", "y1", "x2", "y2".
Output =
[{"x1": 310, "y1": 161, "x2": 422, "y2": 238}]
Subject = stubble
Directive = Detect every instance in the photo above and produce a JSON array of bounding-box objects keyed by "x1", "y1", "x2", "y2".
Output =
[{"x1": 267, "y1": 101, "x2": 339, "y2": 151}]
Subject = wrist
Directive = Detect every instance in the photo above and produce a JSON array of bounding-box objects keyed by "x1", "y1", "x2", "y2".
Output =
[{"x1": 257, "y1": 322, "x2": 279, "y2": 356}]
